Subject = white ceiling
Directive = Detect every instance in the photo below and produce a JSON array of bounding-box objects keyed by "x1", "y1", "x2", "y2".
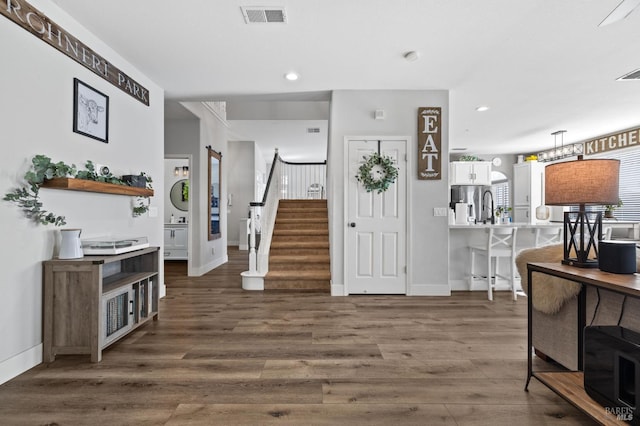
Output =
[{"x1": 51, "y1": 0, "x2": 640, "y2": 157}]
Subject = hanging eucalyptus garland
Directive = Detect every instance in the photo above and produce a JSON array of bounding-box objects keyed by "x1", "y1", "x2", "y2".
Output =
[{"x1": 355, "y1": 152, "x2": 399, "y2": 193}]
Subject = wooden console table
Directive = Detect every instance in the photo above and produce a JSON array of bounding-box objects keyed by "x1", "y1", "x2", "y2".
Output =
[{"x1": 525, "y1": 262, "x2": 640, "y2": 425}]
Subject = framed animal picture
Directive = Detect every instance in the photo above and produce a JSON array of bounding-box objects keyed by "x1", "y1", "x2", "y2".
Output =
[{"x1": 73, "y1": 78, "x2": 109, "y2": 143}]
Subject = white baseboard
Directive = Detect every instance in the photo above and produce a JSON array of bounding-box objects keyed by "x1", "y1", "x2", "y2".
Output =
[
  {"x1": 450, "y1": 277, "x2": 523, "y2": 292},
  {"x1": 0, "y1": 344, "x2": 42, "y2": 385},
  {"x1": 331, "y1": 282, "x2": 346, "y2": 296},
  {"x1": 191, "y1": 255, "x2": 229, "y2": 276},
  {"x1": 408, "y1": 283, "x2": 451, "y2": 296}
]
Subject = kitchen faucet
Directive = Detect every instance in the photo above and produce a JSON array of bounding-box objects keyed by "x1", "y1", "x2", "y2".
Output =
[{"x1": 482, "y1": 190, "x2": 495, "y2": 224}]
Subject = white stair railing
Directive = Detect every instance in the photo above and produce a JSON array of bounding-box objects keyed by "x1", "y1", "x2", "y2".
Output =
[
  {"x1": 280, "y1": 161, "x2": 327, "y2": 199},
  {"x1": 241, "y1": 150, "x2": 327, "y2": 290}
]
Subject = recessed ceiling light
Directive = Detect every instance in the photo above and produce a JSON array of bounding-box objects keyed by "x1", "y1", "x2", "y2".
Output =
[
  {"x1": 284, "y1": 72, "x2": 299, "y2": 81},
  {"x1": 403, "y1": 51, "x2": 420, "y2": 62},
  {"x1": 475, "y1": 105, "x2": 490, "y2": 112}
]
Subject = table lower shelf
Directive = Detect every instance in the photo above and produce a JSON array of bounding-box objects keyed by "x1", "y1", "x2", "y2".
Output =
[{"x1": 534, "y1": 371, "x2": 628, "y2": 425}]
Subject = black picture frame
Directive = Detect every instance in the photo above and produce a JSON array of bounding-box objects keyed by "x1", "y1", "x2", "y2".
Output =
[{"x1": 73, "y1": 78, "x2": 109, "y2": 143}]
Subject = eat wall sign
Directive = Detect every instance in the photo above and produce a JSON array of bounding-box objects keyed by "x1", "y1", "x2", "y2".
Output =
[{"x1": 417, "y1": 107, "x2": 442, "y2": 180}]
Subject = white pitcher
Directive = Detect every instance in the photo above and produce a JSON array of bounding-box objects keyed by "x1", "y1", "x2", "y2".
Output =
[{"x1": 59, "y1": 229, "x2": 83, "y2": 259}]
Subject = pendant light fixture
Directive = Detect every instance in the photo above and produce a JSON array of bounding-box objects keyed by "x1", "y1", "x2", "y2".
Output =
[{"x1": 536, "y1": 130, "x2": 567, "y2": 221}]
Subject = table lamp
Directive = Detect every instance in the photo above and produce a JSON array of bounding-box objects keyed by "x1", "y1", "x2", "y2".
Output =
[{"x1": 545, "y1": 156, "x2": 620, "y2": 267}]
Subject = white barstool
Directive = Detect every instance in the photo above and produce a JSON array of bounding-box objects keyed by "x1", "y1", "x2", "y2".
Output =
[
  {"x1": 470, "y1": 227, "x2": 518, "y2": 301},
  {"x1": 533, "y1": 227, "x2": 562, "y2": 247}
]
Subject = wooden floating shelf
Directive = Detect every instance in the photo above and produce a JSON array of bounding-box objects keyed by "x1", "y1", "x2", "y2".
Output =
[{"x1": 41, "y1": 178, "x2": 154, "y2": 197}]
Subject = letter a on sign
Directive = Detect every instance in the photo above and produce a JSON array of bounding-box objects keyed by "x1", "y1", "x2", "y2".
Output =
[{"x1": 418, "y1": 107, "x2": 442, "y2": 180}]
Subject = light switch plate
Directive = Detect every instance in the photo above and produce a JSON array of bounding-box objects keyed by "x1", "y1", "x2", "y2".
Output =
[
  {"x1": 434, "y1": 207, "x2": 448, "y2": 217},
  {"x1": 148, "y1": 206, "x2": 158, "y2": 217}
]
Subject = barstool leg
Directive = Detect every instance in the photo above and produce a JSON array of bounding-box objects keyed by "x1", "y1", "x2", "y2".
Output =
[
  {"x1": 470, "y1": 248, "x2": 476, "y2": 290},
  {"x1": 511, "y1": 258, "x2": 517, "y2": 301},
  {"x1": 487, "y1": 254, "x2": 493, "y2": 301}
]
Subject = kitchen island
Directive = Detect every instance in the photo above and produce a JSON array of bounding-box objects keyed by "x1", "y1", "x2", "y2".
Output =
[
  {"x1": 449, "y1": 220, "x2": 640, "y2": 293},
  {"x1": 449, "y1": 222, "x2": 561, "y2": 292}
]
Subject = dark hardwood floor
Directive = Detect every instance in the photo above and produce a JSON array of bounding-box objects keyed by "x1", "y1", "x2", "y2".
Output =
[{"x1": 0, "y1": 247, "x2": 594, "y2": 425}]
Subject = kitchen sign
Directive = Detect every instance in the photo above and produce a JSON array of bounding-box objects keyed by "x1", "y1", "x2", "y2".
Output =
[
  {"x1": 583, "y1": 126, "x2": 640, "y2": 155},
  {"x1": 418, "y1": 107, "x2": 442, "y2": 180},
  {"x1": 1, "y1": 0, "x2": 150, "y2": 106}
]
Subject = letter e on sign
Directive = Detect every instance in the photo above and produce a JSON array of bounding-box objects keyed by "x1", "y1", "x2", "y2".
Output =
[{"x1": 418, "y1": 107, "x2": 442, "y2": 180}]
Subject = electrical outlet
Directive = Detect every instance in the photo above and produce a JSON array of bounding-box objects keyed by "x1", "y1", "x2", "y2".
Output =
[{"x1": 434, "y1": 207, "x2": 448, "y2": 217}]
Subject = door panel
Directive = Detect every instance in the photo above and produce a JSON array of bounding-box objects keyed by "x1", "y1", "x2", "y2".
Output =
[
  {"x1": 356, "y1": 232, "x2": 374, "y2": 277},
  {"x1": 347, "y1": 138, "x2": 407, "y2": 294}
]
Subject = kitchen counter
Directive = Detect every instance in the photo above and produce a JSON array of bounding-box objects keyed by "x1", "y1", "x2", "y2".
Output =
[
  {"x1": 449, "y1": 220, "x2": 639, "y2": 292},
  {"x1": 449, "y1": 222, "x2": 561, "y2": 229},
  {"x1": 449, "y1": 222, "x2": 561, "y2": 293}
]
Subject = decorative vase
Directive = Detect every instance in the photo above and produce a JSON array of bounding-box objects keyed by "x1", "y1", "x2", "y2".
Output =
[
  {"x1": 535, "y1": 205, "x2": 550, "y2": 221},
  {"x1": 59, "y1": 229, "x2": 83, "y2": 259}
]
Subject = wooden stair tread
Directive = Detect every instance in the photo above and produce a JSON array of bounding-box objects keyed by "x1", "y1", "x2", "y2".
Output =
[
  {"x1": 266, "y1": 270, "x2": 331, "y2": 280},
  {"x1": 271, "y1": 241, "x2": 329, "y2": 248},
  {"x1": 266, "y1": 198, "x2": 330, "y2": 292},
  {"x1": 273, "y1": 229, "x2": 329, "y2": 235},
  {"x1": 270, "y1": 254, "x2": 330, "y2": 263},
  {"x1": 276, "y1": 220, "x2": 329, "y2": 225}
]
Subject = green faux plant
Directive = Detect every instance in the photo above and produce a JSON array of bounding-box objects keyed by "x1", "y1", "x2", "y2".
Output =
[
  {"x1": 604, "y1": 199, "x2": 623, "y2": 212},
  {"x1": 355, "y1": 152, "x2": 399, "y2": 194},
  {"x1": 4, "y1": 155, "x2": 153, "y2": 225},
  {"x1": 495, "y1": 206, "x2": 512, "y2": 217},
  {"x1": 3, "y1": 155, "x2": 76, "y2": 225},
  {"x1": 182, "y1": 180, "x2": 189, "y2": 201}
]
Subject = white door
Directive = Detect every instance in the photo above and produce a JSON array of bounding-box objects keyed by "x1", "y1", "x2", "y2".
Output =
[{"x1": 347, "y1": 138, "x2": 407, "y2": 294}]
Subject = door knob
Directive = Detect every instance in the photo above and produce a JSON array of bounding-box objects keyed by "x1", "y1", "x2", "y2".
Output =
[{"x1": 349, "y1": 222, "x2": 356, "y2": 228}]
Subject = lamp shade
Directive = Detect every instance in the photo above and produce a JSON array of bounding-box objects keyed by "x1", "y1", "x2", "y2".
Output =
[{"x1": 545, "y1": 158, "x2": 619, "y2": 206}]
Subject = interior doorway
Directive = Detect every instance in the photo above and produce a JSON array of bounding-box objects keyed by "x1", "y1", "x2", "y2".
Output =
[
  {"x1": 164, "y1": 155, "x2": 193, "y2": 280},
  {"x1": 345, "y1": 137, "x2": 409, "y2": 294}
]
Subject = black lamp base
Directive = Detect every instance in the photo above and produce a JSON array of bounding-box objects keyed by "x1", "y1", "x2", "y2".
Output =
[
  {"x1": 562, "y1": 210, "x2": 602, "y2": 268},
  {"x1": 561, "y1": 258, "x2": 600, "y2": 268}
]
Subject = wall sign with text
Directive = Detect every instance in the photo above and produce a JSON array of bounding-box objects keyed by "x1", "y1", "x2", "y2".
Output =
[
  {"x1": 1, "y1": 0, "x2": 150, "y2": 106},
  {"x1": 583, "y1": 126, "x2": 640, "y2": 156},
  {"x1": 417, "y1": 107, "x2": 442, "y2": 180}
]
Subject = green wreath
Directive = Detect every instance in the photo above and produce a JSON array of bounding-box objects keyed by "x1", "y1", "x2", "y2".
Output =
[{"x1": 356, "y1": 152, "x2": 398, "y2": 193}]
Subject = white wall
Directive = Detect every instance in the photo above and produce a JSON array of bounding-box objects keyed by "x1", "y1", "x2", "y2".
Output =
[
  {"x1": 328, "y1": 90, "x2": 450, "y2": 296},
  {"x1": 227, "y1": 141, "x2": 256, "y2": 245},
  {"x1": 0, "y1": 0, "x2": 164, "y2": 384},
  {"x1": 179, "y1": 102, "x2": 229, "y2": 275}
]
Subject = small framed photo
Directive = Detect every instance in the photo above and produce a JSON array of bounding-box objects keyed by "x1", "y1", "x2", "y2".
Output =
[{"x1": 73, "y1": 78, "x2": 109, "y2": 143}]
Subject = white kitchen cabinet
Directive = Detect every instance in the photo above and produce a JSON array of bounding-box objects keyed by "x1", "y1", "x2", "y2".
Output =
[
  {"x1": 449, "y1": 161, "x2": 492, "y2": 185},
  {"x1": 164, "y1": 225, "x2": 188, "y2": 259},
  {"x1": 513, "y1": 161, "x2": 545, "y2": 224}
]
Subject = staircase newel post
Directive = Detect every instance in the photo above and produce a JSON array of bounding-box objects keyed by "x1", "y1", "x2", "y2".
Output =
[{"x1": 248, "y1": 205, "x2": 257, "y2": 274}]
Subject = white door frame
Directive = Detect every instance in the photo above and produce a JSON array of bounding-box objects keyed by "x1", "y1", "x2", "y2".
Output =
[{"x1": 343, "y1": 136, "x2": 413, "y2": 295}]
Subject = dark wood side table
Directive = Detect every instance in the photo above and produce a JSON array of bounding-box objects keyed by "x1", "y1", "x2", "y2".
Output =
[{"x1": 524, "y1": 262, "x2": 640, "y2": 425}]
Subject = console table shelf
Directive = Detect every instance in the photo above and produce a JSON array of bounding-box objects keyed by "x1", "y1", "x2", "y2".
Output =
[
  {"x1": 526, "y1": 262, "x2": 640, "y2": 425},
  {"x1": 41, "y1": 177, "x2": 154, "y2": 197},
  {"x1": 534, "y1": 372, "x2": 626, "y2": 425},
  {"x1": 43, "y1": 247, "x2": 159, "y2": 363}
]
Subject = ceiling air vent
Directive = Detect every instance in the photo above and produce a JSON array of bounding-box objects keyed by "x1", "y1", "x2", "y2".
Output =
[
  {"x1": 307, "y1": 128, "x2": 321, "y2": 134},
  {"x1": 241, "y1": 6, "x2": 287, "y2": 24},
  {"x1": 617, "y1": 68, "x2": 640, "y2": 81}
]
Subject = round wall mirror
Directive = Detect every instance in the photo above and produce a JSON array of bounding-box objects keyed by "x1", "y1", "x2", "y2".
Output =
[{"x1": 170, "y1": 179, "x2": 189, "y2": 211}]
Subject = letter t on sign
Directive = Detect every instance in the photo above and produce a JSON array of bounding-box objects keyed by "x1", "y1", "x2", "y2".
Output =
[{"x1": 417, "y1": 107, "x2": 442, "y2": 180}]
